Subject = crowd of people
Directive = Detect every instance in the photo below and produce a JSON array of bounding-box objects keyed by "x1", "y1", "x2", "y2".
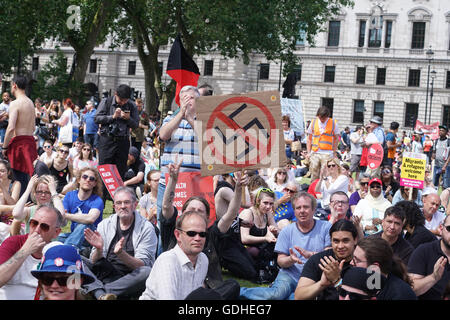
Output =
[{"x1": 0, "y1": 76, "x2": 448, "y2": 301}]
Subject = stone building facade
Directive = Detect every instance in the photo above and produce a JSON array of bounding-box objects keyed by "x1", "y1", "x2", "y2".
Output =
[{"x1": 33, "y1": 0, "x2": 450, "y2": 129}]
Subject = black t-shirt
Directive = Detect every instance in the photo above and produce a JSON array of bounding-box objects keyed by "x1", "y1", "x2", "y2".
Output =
[
  {"x1": 370, "y1": 232, "x2": 414, "y2": 265},
  {"x1": 106, "y1": 216, "x2": 135, "y2": 275},
  {"x1": 408, "y1": 240, "x2": 450, "y2": 300},
  {"x1": 376, "y1": 274, "x2": 417, "y2": 300},
  {"x1": 124, "y1": 159, "x2": 146, "y2": 187},
  {"x1": 382, "y1": 180, "x2": 399, "y2": 198},
  {"x1": 404, "y1": 225, "x2": 437, "y2": 249},
  {"x1": 300, "y1": 248, "x2": 351, "y2": 300}
]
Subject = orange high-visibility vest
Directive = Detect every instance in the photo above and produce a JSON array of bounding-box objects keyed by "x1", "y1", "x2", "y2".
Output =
[{"x1": 311, "y1": 118, "x2": 336, "y2": 152}]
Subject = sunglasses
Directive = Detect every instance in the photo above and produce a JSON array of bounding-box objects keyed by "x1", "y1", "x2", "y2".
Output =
[
  {"x1": 29, "y1": 219, "x2": 50, "y2": 232},
  {"x1": 39, "y1": 275, "x2": 71, "y2": 287},
  {"x1": 360, "y1": 182, "x2": 369, "y2": 186},
  {"x1": 338, "y1": 287, "x2": 371, "y2": 300},
  {"x1": 177, "y1": 229, "x2": 207, "y2": 238},
  {"x1": 81, "y1": 174, "x2": 96, "y2": 182},
  {"x1": 370, "y1": 184, "x2": 381, "y2": 189},
  {"x1": 284, "y1": 188, "x2": 297, "y2": 194},
  {"x1": 256, "y1": 187, "x2": 275, "y2": 200},
  {"x1": 82, "y1": 148, "x2": 91, "y2": 151},
  {"x1": 327, "y1": 164, "x2": 337, "y2": 168},
  {"x1": 44, "y1": 145, "x2": 52, "y2": 149},
  {"x1": 36, "y1": 190, "x2": 51, "y2": 196},
  {"x1": 59, "y1": 149, "x2": 69, "y2": 154},
  {"x1": 444, "y1": 225, "x2": 450, "y2": 232},
  {"x1": 277, "y1": 171, "x2": 287, "y2": 175}
]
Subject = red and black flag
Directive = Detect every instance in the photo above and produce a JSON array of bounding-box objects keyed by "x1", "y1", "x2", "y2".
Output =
[{"x1": 166, "y1": 34, "x2": 200, "y2": 106}]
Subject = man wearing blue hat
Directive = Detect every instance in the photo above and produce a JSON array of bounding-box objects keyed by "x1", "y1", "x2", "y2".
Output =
[
  {"x1": 0, "y1": 204, "x2": 64, "y2": 300},
  {"x1": 31, "y1": 244, "x2": 95, "y2": 300}
]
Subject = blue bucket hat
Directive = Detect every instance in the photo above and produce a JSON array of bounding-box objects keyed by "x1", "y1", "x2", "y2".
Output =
[{"x1": 31, "y1": 244, "x2": 95, "y2": 284}]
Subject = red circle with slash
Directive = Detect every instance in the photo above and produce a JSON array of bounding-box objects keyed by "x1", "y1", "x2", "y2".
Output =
[{"x1": 205, "y1": 96, "x2": 277, "y2": 168}]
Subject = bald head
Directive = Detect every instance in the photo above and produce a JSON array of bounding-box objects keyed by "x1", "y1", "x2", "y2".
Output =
[{"x1": 423, "y1": 193, "x2": 440, "y2": 216}]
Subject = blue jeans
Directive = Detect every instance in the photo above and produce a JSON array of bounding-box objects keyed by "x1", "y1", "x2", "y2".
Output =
[
  {"x1": 433, "y1": 165, "x2": 450, "y2": 189},
  {"x1": 155, "y1": 182, "x2": 166, "y2": 257},
  {"x1": 239, "y1": 271, "x2": 297, "y2": 300},
  {"x1": 57, "y1": 223, "x2": 94, "y2": 249}
]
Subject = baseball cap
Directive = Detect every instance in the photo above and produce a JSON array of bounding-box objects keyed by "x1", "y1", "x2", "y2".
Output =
[
  {"x1": 31, "y1": 244, "x2": 95, "y2": 284},
  {"x1": 422, "y1": 187, "x2": 437, "y2": 196},
  {"x1": 129, "y1": 146, "x2": 140, "y2": 159},
  {"x1": 368, "y1": 178, "x2": 382, "y2": 186},
  {"x1": 439, "y1": 125, "x2": 448, "y2": 132}
]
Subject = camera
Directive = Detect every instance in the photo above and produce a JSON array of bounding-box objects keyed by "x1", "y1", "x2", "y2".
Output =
[{"x1": 108, "y1": 122, "x2": 121, "y2": 137}]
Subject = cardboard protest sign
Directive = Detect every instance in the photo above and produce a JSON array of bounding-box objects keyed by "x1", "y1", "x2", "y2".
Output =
[
  {"x1": 281, "y1": 98, "x2": 304, "y2": 136},
  {"x1": 195, "y1": 91, "x2": 287, "y2": 176},
  {"x1": 400, "y1": 152, "x2": 427, "y2": 189},
  {"x1": 415, "y1": 120, "x2": 440, "y2": 140},
  {"x1": 165, "y1": 172, "x2": 216, "y2": 227},
  {"x1": 367, "y1": 144, "x2": 384, "y2": 169},
  {"x1": 98, "y1": 164, "x2": 124, "y2": 199}
]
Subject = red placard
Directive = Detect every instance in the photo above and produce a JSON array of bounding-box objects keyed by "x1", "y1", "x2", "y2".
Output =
[
  {"x1": 415, "y1": 120, "x2": 440, "y2": 140},
  {"x1": 165, "y1": 172, "x2": 216, "y2": 227},
  {"x1": 367, "y1": 143, "x2": 384, "y2": 170},
  {"x1": 98, "y1": 164, "x2": 124, "y2": 200}
]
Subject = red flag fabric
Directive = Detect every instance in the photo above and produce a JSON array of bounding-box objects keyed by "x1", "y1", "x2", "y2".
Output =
[{"x1": 166, "y1": 35, "x2": 200, "y2": 106}]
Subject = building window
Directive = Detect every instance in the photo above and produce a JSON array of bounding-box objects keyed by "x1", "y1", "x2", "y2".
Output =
[
  {"x1": 259, "y1": 63, "x2": 270, "y2": 80},
  {"x1": 446, "y1": 71, "x2": 450, "y2": 89},
  {"x1": 89, "y1": 59, "x2": 97, "y2": 73},
  {"x1": 321, "y1": 98, "x2": 334, "y2": 117},
  {"x1": 443, "y1": 105, "x2": 450, "y2": 129},
  {"x1": 324, "y1": 66, "x2": 336, "y2": 83},
  {"x1": 411, "y1": 22, "x2": 426, "y2": 49},
  {"x1": 204, "y1": 60, "x2": 214, "y2": 76},
  {"x1": 405, "y1": 103, "x2": 419, "y2": 127},
  {"x1": 408, "y1": 69, "x2": 421, "y2": 87},
  {"x1": 373, "y1": 101, "x2": 384, "y2": 119},
  {"x1": 158, "y1": 62, "x2": 163, "y2": 78},
  {"x1": 293, "y1": 65, "x2": 302, "y2": 81},
  {"x1": 297, "y1": 27, "x2": 306, "y2": 46},
  {"x1": 368, "y1": 28, "x2": 382, "y2": 47},
  {"x1": 32, "y1": 57, "x2": 39, "y2": 71},
  {"x1": 356, "y1": 67, "x2": 366, "y2": 84},
  {"x1": 385, "y1": 21, "x2": 393, "y2": 48},
  {"x1": 327, "y1": 21, "x2": 341, "y2": 47},
  {"x1": 128, "y1": 60, "x2": 136, "y2": 76},
  {"x1": 353, "y1": 100, "x2": 365, "y2": 123},
  {"x1": 358, "y1": 20, "x2": 366, "y2": 47},
  {"x1": 376, "y1": 68, "x2": 386, "y2": 85}
]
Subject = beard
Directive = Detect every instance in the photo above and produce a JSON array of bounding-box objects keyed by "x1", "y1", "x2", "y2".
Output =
[{"x1": 442, "y1": 237, "x2": 450, "y2": 251}]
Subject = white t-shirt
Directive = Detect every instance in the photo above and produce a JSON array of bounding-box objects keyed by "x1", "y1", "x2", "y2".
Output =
[
  {"x1": 0, "y1": 255, "x2": 40, "y2": 300},
  {"x1": 424, "y1": 209, "x2": 446, "y2": 232}
]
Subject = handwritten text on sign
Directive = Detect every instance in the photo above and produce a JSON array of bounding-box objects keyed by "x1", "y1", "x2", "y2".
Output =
[{"x1": 400, "y1": 152, "x2": 426, "y2": 189}]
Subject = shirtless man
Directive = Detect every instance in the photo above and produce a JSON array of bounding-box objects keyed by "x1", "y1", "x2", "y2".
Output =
[{"x1": 2, "y1": 75, "x2": 37, "y2": 195}]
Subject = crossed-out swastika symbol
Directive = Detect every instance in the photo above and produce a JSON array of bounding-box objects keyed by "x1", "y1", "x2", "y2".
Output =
[{"x1": 205, "y1": 96, "x2": 277, "y2": 167}]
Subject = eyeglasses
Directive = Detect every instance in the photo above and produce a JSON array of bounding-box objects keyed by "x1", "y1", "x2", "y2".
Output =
[
  {"x1": 284, "y1": 188, "x2": 297, "y2": 194},
  {"x1": 331, "y1": 200, "x2": 349, "y2": 206},
  {"x1": 443, "y1": 225, "x2": 450, "y2": 232},
  {"x1": 29, "y1": 219, "x2": 50, "y2": 232},
  {"x1": 39, "y1": 275, "x2": 71, "y2": 287},
  {"x1": 59, "y1": 149, "x2": 69, "y2": 154},
  {"x1": 36, "y1": 190, "x2": 51, "y2": 196},
  {"x1": 382, "y1": 170, "x2": 391, "y2": 174},
  {"x1": 81, "y1": 174, "x2": 96, "y2": 182},
  {"x1": 82, "y1": 148, "x2": 91, "y2": 152},
  {"x1": 370, "y1": 184, "x2": 381, "y2": 189},
  {"x1": 114, "y1": 200, "x2": 132, "y2": 206},
  {"x1": 277, "y1": 171, "x2": 287, "y2": 175},
  {"x1": 327, "y1": 164, "x2": 337, "y2": 168},
  {"x1": 177, "y1": 229, "x2": 207, "y2": 238},
  {"x1": 338, "y1": 287, "x2": 370, "y2": 300}
]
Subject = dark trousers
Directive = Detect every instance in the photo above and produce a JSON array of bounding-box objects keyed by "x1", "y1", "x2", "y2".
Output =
[{"x1": 98, "y1": 135, "x2": 130, "y2": 180}]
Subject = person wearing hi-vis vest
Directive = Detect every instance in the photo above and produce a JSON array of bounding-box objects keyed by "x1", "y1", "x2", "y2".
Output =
[{"x1": 306, "y1": 106, "x2": 340, "y2": 182}]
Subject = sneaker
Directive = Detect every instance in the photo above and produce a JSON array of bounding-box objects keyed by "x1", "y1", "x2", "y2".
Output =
[{"x1": 98, "y1": 293, "x2": 117, "y2": 300}]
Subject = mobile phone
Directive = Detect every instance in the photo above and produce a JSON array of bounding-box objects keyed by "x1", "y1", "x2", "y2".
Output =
[{"x1": 124, "y1": 110, "x2": 130, "y2": 113}]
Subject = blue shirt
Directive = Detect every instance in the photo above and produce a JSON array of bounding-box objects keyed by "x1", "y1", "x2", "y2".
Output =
[
  {"x1": 63, "y1": 190, "x2": 104, "y2": 232},
  {"x1": 275, "y1": 220, "x2": 331, "y2": 282},
  {"x1": 84, "y1": 109, "x2": 99, "y2": 135},
  {"x1": 274, "y1": 191, "x2": 296, "y2": 222}
]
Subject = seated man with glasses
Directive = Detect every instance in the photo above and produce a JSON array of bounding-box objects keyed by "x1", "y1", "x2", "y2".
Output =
[
  {"x1": 273, "y1": 181, "x2": 299, "y2": 230},
  {"x1": 82, "y1": 186, "x2": 157, "y2": 300},
  {"x1": 354, "y1": 178, "x2": 392, "y2": 236},
  {"x1": 0, "y1": 204, "x2": 64, "y2": 299},
  {"x1": 57, "y1": 167, "x2": 104, "y2": 252},
  {"x1": 140, "y1": 211, "x2": 209, "y2": 300},
  {"x1": 349, "y1": 173, "x2": 371, "y2": 214},
  {"x1": 328, "y1": 191, "x2": 351, "y2": 225}
]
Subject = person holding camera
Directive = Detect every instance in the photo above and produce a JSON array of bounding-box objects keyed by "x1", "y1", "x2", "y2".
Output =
[{"x1": 95, "y1": 84, "x2": 139, "y2": 181}]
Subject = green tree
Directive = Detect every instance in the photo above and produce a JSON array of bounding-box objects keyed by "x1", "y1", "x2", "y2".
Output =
[
  {"x1": 31, "y1": 48, "x2": 83, "y2": 102},
  {"x1": 114, "y1": 0, "x2": 353, "y2": 115}
]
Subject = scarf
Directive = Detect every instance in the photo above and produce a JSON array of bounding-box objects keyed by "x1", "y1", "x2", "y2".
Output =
[{"x1": 363, "y1": 192, "x2": 391, "y2": 213}]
